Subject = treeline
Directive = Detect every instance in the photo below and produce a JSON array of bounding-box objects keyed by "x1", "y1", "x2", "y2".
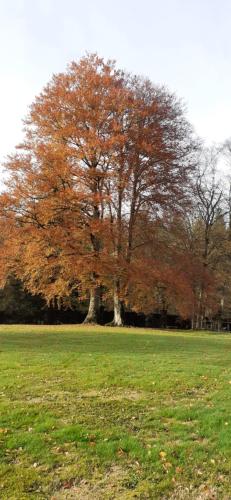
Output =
[
  {"x1": 0, "y1": 276, "x2": 190, "y2": 327},
  {"x1": 0, "y1": 54, "x2": 230, "y2": 329}
]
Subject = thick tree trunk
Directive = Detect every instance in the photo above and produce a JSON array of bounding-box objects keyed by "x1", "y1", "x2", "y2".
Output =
[
  {"x1": 111, "y1": 280, "x2": 123, "y2": 326},
  {"x1": 83, "y1": 287, "x2": 100, "y2": 324}
]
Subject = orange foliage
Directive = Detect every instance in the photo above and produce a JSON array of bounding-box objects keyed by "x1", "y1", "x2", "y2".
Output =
[{"x1": 0, "y1": 54, "x2": 196, "y2": 322}]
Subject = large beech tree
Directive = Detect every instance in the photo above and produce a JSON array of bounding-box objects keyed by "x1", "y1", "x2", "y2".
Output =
[
  {"x1": 0, "y1": 55, "x2": 132, "y2": 322},
  {"x1": 0, "y1": 54, "x2": 195, "y2": 325}
]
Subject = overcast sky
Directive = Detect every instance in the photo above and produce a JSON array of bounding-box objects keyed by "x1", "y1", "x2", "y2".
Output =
[{"x1": 1, "y1": 0, "x2": 231, "y2": 164}]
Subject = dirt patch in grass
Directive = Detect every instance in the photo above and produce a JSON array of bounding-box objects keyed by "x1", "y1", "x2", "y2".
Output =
[
  {"x1": 27, "y1": 389, "x2": 146, "y2": 405},
  {"x1": 84, "y1": 389, "x2": 147, "y2": 401},
  {"x1": 167, "y1": 484, "x2": 218, "y2": 499},
  {"x1": 26, "y1": 396, "x2": 45, "y2": 404},
  {"x1": 52, "y1": 465, "x2": 129, "y2": 499}
]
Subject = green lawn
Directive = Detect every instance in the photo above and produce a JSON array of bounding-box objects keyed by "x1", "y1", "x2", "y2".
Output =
[{"x1": 0, "y1": 326, "x2": 231, "y2": 499}]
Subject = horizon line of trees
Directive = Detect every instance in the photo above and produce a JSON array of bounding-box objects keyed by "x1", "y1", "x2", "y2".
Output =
[{"x1": 0, "y1": 53, "x2": 231, "y2": 329}]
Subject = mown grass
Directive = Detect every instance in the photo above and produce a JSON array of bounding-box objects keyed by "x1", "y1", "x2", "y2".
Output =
[{"x1": 1, "y1": 325, "x2": 231, "y2": 498}]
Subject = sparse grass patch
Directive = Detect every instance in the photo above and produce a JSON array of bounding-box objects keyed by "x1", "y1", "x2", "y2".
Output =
[{"x1": 1, "y1": 325, "x2": 231, "y2": 498}]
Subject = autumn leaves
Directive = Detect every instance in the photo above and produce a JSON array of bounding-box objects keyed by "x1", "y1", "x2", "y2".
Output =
[{"x1": 0, "y1": 54, "x2": 195, "y2": 325}]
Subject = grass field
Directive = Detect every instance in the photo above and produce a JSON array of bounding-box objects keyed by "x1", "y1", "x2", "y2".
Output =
[{"x1": 1, "y1": 326, "x2": 231, "y2": 499}]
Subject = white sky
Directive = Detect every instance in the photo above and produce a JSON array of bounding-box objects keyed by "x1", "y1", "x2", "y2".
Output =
[{"x1": 1, "y1": 0, "x2": 231, "y2": 165}]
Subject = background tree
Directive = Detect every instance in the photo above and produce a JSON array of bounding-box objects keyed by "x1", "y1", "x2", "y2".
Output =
[{"x1": 192, "y1": 148, "x2": 226, "y2": 328}]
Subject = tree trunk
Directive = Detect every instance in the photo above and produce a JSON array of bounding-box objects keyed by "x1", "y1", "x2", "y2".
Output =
[
  {"x1": 160, "y1": 308, "x2": 167, "y2": 328},
  {"x1": 195, "y1": 314, "x2": 200, "y2": 330},
  {"x1": 83, "y1": 287, "x2": 100, "y2": 324},
  {"x1": 111, "y1": 280, "x2": 123, "y2": 326}
]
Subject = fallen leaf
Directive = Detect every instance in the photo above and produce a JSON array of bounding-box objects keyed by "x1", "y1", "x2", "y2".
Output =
[
  {"x1": 163, "y1": 461, "x2": 172, "y2": 470},
  {"x1": 63, "y1": 482, "x2": 73, "y2": 489},
  {"x1": 117, "y1": 448, "x2": 126, "y2": 457}
]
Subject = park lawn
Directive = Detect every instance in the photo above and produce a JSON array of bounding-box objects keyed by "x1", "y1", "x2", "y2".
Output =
[{"x1": 0, "y1": 327, "x2": 231, "y2": 498}]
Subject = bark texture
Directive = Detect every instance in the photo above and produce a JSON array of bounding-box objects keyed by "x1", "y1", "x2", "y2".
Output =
[
  {"x1": 83, "y1": 287, "x2": 100, "y2": 324},
  {"x1": 111, "y1": 280, "x2": 123, "y2": 326}
]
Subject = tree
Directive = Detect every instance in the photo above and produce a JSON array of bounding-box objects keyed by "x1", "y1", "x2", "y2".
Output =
[
  {"x1": 192, "y1": 148, "x2": 226, "y2": 328},
  {"x1": 0, "y1": 54, "x2": 196, "y2": 325},
  {"x1": 0, "y1": 55, "x2": 133, "y2": 322},
  {"x1": 103, "y1": 77, "x2": 196, "y2": 324}
]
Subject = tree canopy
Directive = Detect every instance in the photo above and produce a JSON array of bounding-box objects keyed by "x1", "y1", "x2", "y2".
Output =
[{"x1": 1, "y1": 54, "x2": 230, "y2": 329}]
